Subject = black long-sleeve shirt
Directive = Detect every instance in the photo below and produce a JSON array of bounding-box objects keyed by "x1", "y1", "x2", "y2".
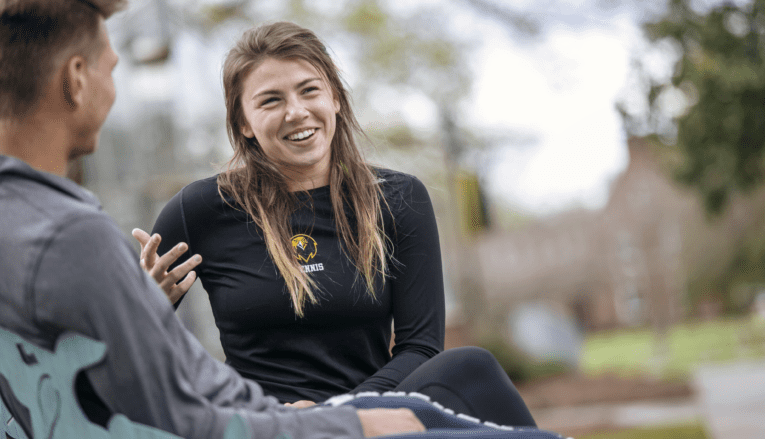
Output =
[{"x1": 152, "y1": 168, "x2": 445, "y2": 403}]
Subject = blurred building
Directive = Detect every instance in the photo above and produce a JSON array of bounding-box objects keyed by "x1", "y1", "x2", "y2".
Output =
[{"x1": 475, "y1": 137, "x2": 694, "y2": 333}]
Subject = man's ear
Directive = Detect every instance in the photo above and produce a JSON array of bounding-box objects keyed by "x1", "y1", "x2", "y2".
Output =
[{"x1": 62, "y1": 55, "x2": 88, "y2": 110}]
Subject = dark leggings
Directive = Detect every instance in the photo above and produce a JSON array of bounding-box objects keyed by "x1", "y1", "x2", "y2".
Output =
[
  {"x1": 391, "y1": 346, "x2": 536, "y2": 428},
  {"x1": 340, "y1": 396, "x2": 560, "y2": 438}
]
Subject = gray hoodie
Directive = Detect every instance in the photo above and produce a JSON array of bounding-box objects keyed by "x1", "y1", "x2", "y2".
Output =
[{"x1": 0, "y1": 155, "x2": 364, "y2": 439}]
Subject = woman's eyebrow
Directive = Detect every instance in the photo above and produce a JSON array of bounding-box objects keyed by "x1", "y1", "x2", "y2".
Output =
[
  {"x1": 253, "y1": 89, "x2": 280, "y2": 100},
  {"x1": 253, "y1": 78, "x2": 322, "y2": 101},
  {"x1": 295, "y1": 78, "x2": 321, "y2": 88}
]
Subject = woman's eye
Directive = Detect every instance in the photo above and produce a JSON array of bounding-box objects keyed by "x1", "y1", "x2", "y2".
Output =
[
  {"x1": 303, "y1": 86, "x2": 319, "y2": 94},
  {"x1": 261, "y1": 97, "x2": 279, "y2": 106}
]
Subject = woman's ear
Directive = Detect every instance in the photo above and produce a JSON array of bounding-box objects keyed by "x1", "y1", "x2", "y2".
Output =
[
  {"x1": 62, "y1": 55, "x2": 88, "y2": 110},
  {"x1": 241, "y1": 123, "x2": 254, "y2": 138}
]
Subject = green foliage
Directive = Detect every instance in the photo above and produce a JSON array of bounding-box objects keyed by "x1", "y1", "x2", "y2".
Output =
[
  {"x1": 577, "y1": 423, "x2": 709, "y2": 439},
  {"x1": 627, "y1": 0, "x2": 765, "y2": 214},
  {"x1": 478, "y1": 335, "x2": 570, "y2": 384},
  {"x1": 625, "y1": 1, "x2": 765, "y2": 311},
  {"x1": 367, "y1": 125, "x2": 422, "y2": 150},
  {"x1": 682, "y1": 201, "x2": 765, "y2": 316},
  {"x1": 344, "y1": 1, "x2": 388, "y2": 35},
  {"x1": 686, "y1": 253, "x2": 765, "y2": 315},
  {"x1": 580, "y1": 317, "x2": 765, "y2": 378},
  {"x1": 198, "y1": 4, "x2": 245, "y2": 26},
  {"x1": 341, "y1": 0, "x2": 470, "y2": 105}
]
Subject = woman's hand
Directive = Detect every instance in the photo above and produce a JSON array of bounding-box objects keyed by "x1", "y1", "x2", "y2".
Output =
[
  {"x1": 284, "y1": 400, "x2": 317, "y2": 409},
  {"x1": 131, "y1": 228, "x2": 202, "y2": 304},
  {"x1": 356, "y1": 408, "x2": 426, "y2": 437}
]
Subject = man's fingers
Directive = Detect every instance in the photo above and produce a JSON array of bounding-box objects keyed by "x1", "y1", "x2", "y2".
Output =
[
  {"x1": 132, "y1": 229, "x2": 157, "y2": 271},
  {"x1": 134, "y1": 236, "x2": 202, "y2": 304},
  {"x1": 132, "y1": 229, "x2": 151, "y2": 264},
  {"x1": 160, "y1": 253, "x2": 201, "y2": 288},
  {"x1": 131, "y1": 228, "x2": 151, "y2": 246},
  {"x1": 143, "y1": 233, "x2": 161, "y2": 269},
  {"x1": 357, "y1": 408, "x2": 426, "y2": 437},
  {"x1": 167, "y1": 271, "x2": 196, "y2": 304},
  {"x1": 287, "y1": 400, "x2": 316, "y2": 409},
  {"x1": 176, "y1": 270, "x2": 197, "y2": 291},
  {"x1": 153, "y1": 242, "x2": 188, "y2": 275}
]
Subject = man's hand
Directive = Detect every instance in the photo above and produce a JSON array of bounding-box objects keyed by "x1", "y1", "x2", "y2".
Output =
[
  {"x1": 131, "y1": 228, "x2": 201, "y2": 304},
  {"x1": 357, "y1": 408, "x2": 426, "y2": 438},
  {"x1": 284, "y1": 400, "x2": 317, "y2": 409}
]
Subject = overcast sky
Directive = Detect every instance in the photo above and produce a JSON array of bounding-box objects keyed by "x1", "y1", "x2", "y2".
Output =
[
  {"x1": 455, "y1": 0, "x2": 654, "y2": 216},
  {"x1": 380, "y1": 0, "x2": 672, "y2": 216}
]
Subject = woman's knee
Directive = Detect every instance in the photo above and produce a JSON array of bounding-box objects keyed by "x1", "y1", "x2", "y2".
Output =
[
  {"x1": 435, "y1": 346, "x2": 505, "y2": 376},
  {"x1": 438, "y1": 346, "x2": 492, "y2": 361}
]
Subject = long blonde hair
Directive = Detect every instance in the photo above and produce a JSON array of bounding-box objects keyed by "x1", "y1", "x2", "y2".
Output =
[{"x1": 219, "y1": 22, "x2": 388, "y2": 317}]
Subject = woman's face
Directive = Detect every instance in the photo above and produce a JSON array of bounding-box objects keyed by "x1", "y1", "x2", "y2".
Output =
[{"x1": 240, "y1": 57, "x2": 340, "y2": 190}]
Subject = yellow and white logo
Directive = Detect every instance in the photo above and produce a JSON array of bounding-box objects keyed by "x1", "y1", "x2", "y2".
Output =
[
  {"x1": 291, "y1": 234, "x2": 318, "y2": 263},
  {"x1": 291, "y1": 234, "x2": 324, "y2": 273}
]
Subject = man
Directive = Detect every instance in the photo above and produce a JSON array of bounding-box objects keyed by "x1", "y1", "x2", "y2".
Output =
[{"x1": 0, "y1": 1, "x2": 423, "y2": 437}]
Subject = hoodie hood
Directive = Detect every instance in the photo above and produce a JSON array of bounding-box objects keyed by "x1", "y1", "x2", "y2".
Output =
[{"x1": 0, "y1": 155, "x2": 101, "y2": 209}]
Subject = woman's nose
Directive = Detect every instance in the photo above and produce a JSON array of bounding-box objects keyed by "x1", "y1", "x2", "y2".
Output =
[{"x1": 285, "y1": 102, "x2": 309, "y2": 122}]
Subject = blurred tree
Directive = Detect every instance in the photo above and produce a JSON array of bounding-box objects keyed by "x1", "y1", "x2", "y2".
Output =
[
  {"x1": 341, "y1": 0, "x2": 470, "y2": 108},
  {"x1": 621, "y1": 0, "x2": 765, "y2": 215},
  {"x1": 616, "y1": 0, "x2": 765, "y2": 317},
  {"x1": 462, "y1": 0, "x2": 540, "y2": 38},
  {"x1": 183, "y1": 0, "x2": 472, "y2": 125}
]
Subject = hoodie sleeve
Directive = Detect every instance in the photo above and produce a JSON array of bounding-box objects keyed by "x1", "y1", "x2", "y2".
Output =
[{"x1": 31, "y1": 212, "x2": 364, "y2": 439}]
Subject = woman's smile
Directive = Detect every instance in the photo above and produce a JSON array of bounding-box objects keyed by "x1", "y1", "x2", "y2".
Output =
[
  {"x1": 285, "y1": 128, "x2": 317, "y2": 141},
  {"x1": 240, "y1": 57, "x2": 340, "y2": 190}
]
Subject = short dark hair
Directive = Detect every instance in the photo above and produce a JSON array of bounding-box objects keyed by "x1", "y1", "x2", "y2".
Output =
[{"x1": 0, "y1": 0, "x2": 127, "y2": 119}]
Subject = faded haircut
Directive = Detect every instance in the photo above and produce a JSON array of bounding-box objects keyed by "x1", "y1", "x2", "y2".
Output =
[{"x1": 0, "y1": 0, "x2": 128, "y2": 119}]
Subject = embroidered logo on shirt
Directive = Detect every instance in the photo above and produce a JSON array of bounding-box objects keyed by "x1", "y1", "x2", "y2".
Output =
[
  {"x1": 291, "y1": 234, "x2": 324, "y2": 273},
  {"x1": 291, "y1": 234, "x2": 317, "y2": 262}
]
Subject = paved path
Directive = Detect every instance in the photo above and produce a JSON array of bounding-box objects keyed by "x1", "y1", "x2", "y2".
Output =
[
  {"x1": 694, "y1": 360, "x2": 765, "y2": 439},
  {"x1": 532, "y1": 398, "x2": 699, "y2": 434},
  {"x1": 532, "y1": 360, "x2": 765, "y2": 438}
]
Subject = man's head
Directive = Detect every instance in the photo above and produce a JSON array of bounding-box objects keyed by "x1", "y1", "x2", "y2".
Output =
[{"x1": 0, "y1": 0, "x2": 127, "y2": 158}]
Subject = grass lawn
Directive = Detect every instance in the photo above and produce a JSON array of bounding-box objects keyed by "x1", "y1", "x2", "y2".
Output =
[
  {"x1": 580, "y1": 316, "x2": 765, "y2": 378},
  {"x1": 576, "y1": 423, "x2": 709, "y2": 439}
]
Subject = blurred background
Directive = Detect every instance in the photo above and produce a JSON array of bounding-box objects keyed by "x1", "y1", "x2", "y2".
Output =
[{"x1": 71, "y1": 0, "x2": 765, "y2": 437}]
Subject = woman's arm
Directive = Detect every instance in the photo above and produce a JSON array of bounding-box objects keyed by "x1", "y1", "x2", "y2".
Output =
[{"x1": 352, "y1": 175, "x2": 446, "y2": 393}]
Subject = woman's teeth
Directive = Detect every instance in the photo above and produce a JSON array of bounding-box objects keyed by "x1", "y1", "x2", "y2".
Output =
[{"x1": 287, "y1": 129, "x2": 315, "y2": 141}]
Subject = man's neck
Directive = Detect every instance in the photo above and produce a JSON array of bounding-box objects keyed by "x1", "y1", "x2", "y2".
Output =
[{"x1": 0, "y1": 117, "x2": 71, "y2": 177}]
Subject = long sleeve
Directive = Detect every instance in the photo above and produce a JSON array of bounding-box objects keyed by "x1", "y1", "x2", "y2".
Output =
[
  {"x1": 351, "y1": 175, "x2": 446, "y2": 393},
  {"x1": 31, "y1": 212, "x2": 364, "y2": 439}
]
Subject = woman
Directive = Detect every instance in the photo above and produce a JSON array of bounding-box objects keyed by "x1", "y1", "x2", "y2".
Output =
[{"x1": 137, "y1": 21, "x2": 535, "y2": 427}]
